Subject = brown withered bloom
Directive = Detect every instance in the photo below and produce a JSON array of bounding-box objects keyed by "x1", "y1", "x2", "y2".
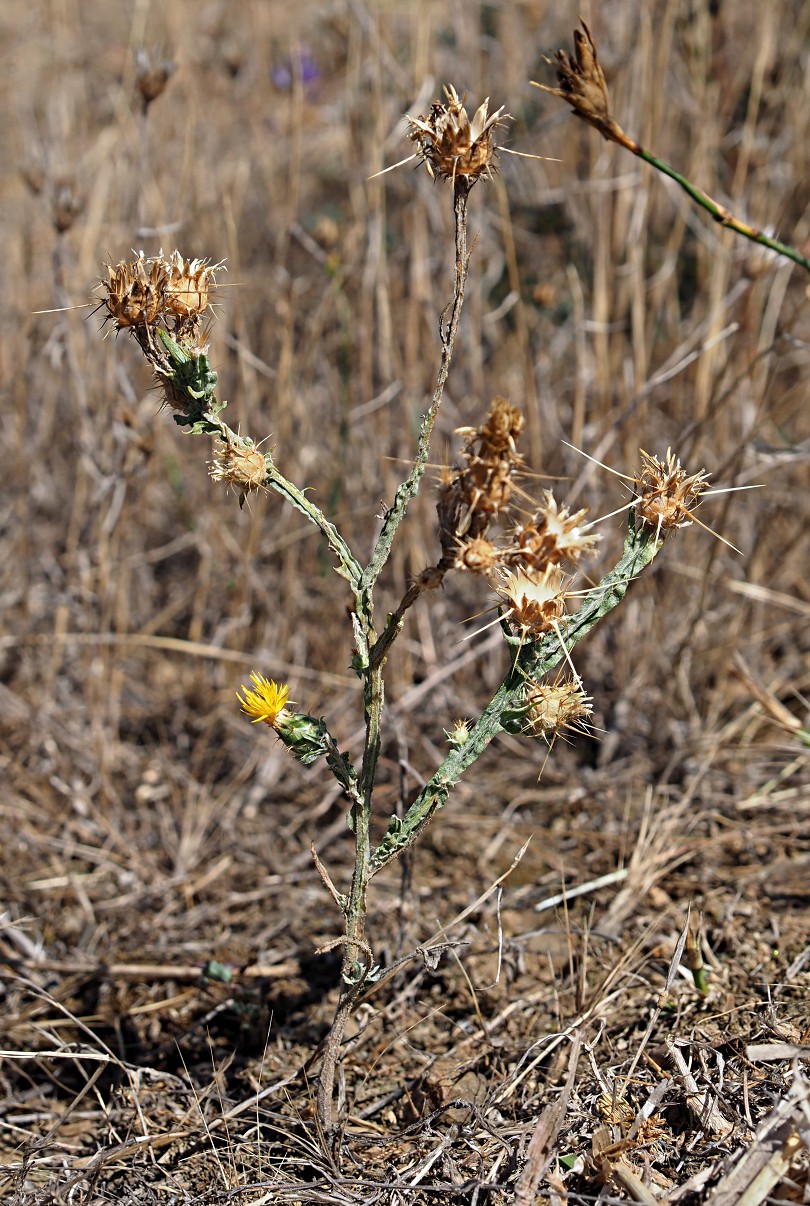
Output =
[
  {"x1": 135, "y1": 47, "x2": 175, "y2": 112},
  {"x1": 632, "y1": 448, "x2": 710, "y2": 535},
  {"x1": 512, "y1": 492, "x2": 599, "y2": 569},
  {"x1": 534, "y1": 20, "x2": 631, "y2": 149},
  {"x1": 407, "y1": 85, "x2": 509, "y2": 183},
  {"x1": 164, "y1": 251, "x2": 223, "y2": 319},
  {"x1": 459, "y1": 455, "x2": 516, "y2": 520},
  {"x1": 453, "y1": 397, "x2": 526, "y2": 522},
  {"x1": 457, "y1": 396, "x2": 525, "y2": 459},
  {"x1": 101, "y1": 250, "x2": 223, "y2": 334},
  {"x1": 104, "y1": 252, "x2": 170, "y2": 329},
  {"x1": 436, "y1": 398, "x2": 526, "y2": 566}
]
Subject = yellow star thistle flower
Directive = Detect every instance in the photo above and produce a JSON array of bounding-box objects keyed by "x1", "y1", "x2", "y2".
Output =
[{"x1": 236, "y1": 673, "x2": 292, "y2": 729}]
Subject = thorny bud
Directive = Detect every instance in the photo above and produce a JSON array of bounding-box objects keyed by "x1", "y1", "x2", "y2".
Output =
[
  {"x1": 534, "y1": 20, "x2": 628, "y2": 146},
  {"x1": 416, "y1": 565, "x2": 447, "y2": 591},
  {"x1": 455, "y1": 535, "x2": 503, "y2": 574},
  {"x1": 522, "y1": 680, "x2": 593, "y2": 740},
  {"x1": 498, "y1": 566, "x2": 568, "y2": 638},
  {"x1": 135, "y1": 47, "x2": 175, "y2": 111},
  {"x1": 209, "y1": 434, "x2": 271, "y2": 496},
  {"x1": 407, "y1": 85, "x2": 509, "y2": 183},
  {"x1": 444, "y1": 719, "x2": 472, "y2": 749},
  {"x1": 237, "y1": 674, "x2": 330, "y2": 767},
  {"x1": 275, "y1": 711, "x2": 333, "y2": 767},
  {"x1": 632, "y1": 448, "x2": 710, "y2": 535},
  {"x1": 152, "y1": 327, "x2": 220, "y2": 416}
]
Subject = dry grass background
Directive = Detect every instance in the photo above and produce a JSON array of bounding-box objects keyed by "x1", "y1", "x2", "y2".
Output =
[{"x1": 2, "y1": 0, "x2": 810, "y2": 1201}]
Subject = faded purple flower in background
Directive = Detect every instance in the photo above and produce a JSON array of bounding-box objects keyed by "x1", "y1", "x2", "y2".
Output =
[{"x1": 271, "y1": 45, "x2": 320, "y2": 92}]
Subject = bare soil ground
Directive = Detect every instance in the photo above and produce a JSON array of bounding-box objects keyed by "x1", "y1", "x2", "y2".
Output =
[{"x1": 1, "y1": 2, "x2": 809, "y2": 1202}]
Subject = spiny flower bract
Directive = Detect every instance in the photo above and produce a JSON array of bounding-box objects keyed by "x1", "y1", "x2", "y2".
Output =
[
  {"x1": 209, "y1": 434, "x2": 270, "y2": 496},
  {"x1": 523, "y1": 680, "x2": 593, "y2": 740},
  {"x1": 498, "y1": 566, "x2": 568, "y2": 637},
  {"x1": 633, "y1": 448, "x2": 710, "y2": 534},
  {"x1": 512, "y1": 492, "x2": 600, "y2": 568}
]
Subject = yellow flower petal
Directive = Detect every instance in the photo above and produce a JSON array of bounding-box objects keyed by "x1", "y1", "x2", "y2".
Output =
[{"x1": 236, "y1": 674, "x2": 291, "y2": 728}]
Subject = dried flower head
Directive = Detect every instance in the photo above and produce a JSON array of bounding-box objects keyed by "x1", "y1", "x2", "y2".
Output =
[
  {"x1": 135, "y1": 47, "x2": 175, "y2": 111},
  {"x1": 498, "y1": 566, "x2": 568, "y2": 637},
  {"x1": 407, "y1": 85, "x2": 509, "y2": 183},
  {"x1": 534, "y1": 20, "x2": 628, "y2": 147},
  {"x1": 101, "y1": 250, "x2": 223, "y2": 334},
  {"x1": 104, "y1": 252, "x2": 170, "y2": 329},
  {"x1": 523, "y1": 680, "x2": 593, "y2": 739},
  {"x1": 209, "y1": 434, "x2": 269, "y2": 495},
  {"x1": 237, "y1": 674, "x2": 292, "y2": 729},
  {"x1": 164, "y1": 251, "x2": 222, "y2": 319},
  {"x1": 436, "y1": 399, "x2": 528, "y2": 566},
  {"x1": 458, "y1": 396, "x2": 525, "y2": 459},
  {"x1": 460, "y1": 456, "x2": 517, "y2": 518},
  {"x1": 455, "y1": 535, "x2": 503, "y2": 574},
  {"x1": 513, "y1": 492, "x2": 600, "y2": 569},
  {"x1": 633, "y1": 448, "x2": 710, "y2": 535}
]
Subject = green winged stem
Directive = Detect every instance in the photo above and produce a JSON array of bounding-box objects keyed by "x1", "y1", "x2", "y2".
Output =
[{"x1": 369, "y1": 520, "x2": 663, "y2": 874}]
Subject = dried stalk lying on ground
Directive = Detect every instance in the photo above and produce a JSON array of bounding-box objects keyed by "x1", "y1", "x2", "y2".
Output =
[{"x1": 98, "y1": 84, "x2": 724, "y2": 1140}]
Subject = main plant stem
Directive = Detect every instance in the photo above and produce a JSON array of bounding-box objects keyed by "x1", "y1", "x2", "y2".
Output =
[{"x1": 316, "y1": 177, "x2": 472, "y2": 1139}]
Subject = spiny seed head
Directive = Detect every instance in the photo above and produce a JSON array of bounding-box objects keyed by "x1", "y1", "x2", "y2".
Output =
[
  {"x1": 164, "y1": 251, "x2": 223, "y2": 318},
  {"x1": 407, "y1": 85, "x2": 509, "y2": 183},
  {"x1": 101, "y1": 250, "x2": 224, "y2": 332},
  {"x1": 104, "y1": 252, "x2": 169, "y2": 328},
  {"x1": 455, "y1": 535, "x2": 503, "y2": 573},
  {"x1": 514, "y1": 492, "x2": 600, "y2": 568},
  {"x1": 523, "y1": 680, "x2": 593, "y2": 739},
  {"x1": 633, "y1": 448, "x2": 710, "y2": 533},
  {"x1": 209, "y1": 434, "x2": 270, "y2": 495},
  {"x1": 458, "y1": 396, "x2": 525, "y2": 459},
  {"x1": 498, "y1": 566, "x2": 568, "y2": 636}
]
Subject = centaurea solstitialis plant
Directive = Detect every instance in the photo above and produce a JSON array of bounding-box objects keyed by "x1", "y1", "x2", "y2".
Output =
[{"x1": 99, "y1": 88, "x2": 721, "y2": 1138}]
